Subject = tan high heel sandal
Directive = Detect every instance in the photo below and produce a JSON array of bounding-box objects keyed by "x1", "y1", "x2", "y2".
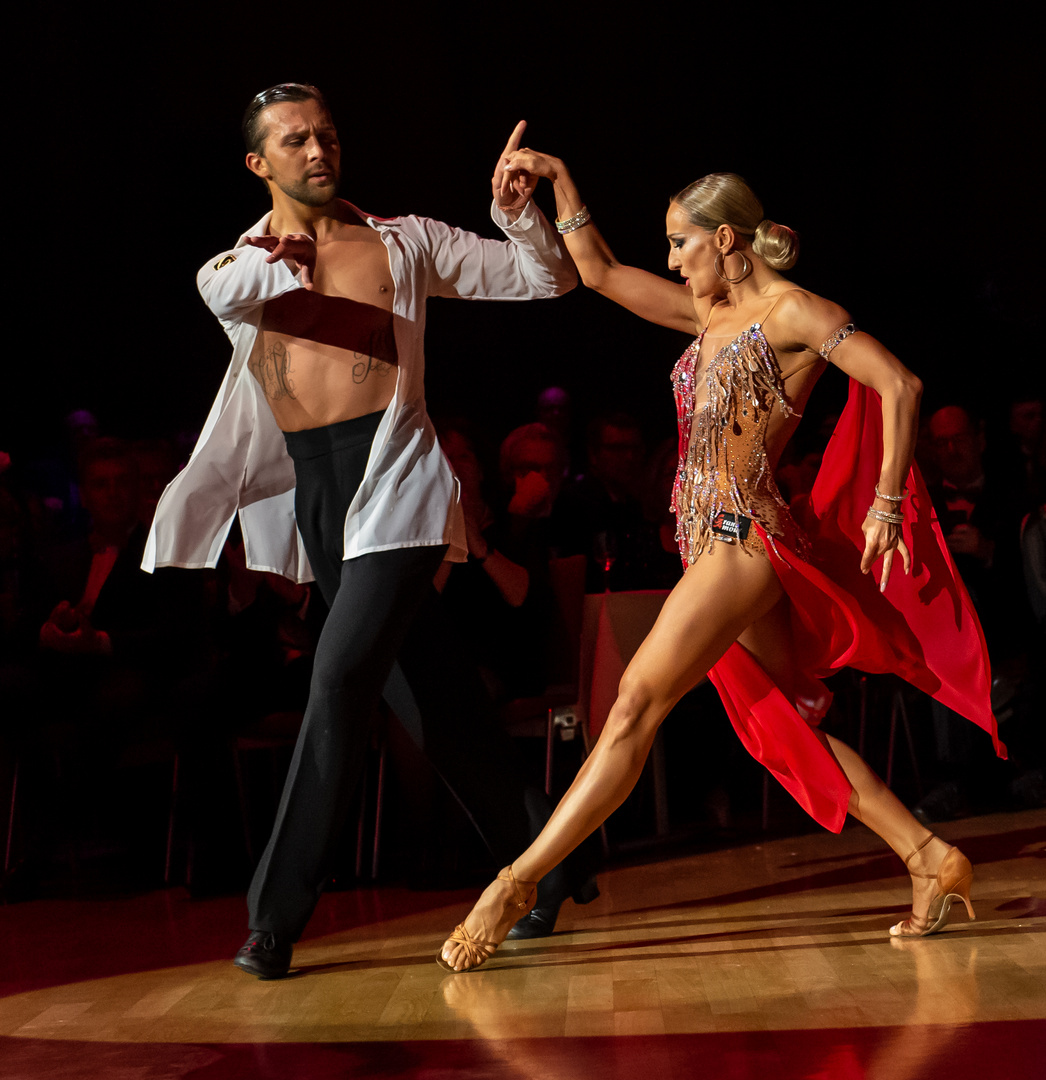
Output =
[
  {"x1": 437, "y1": 866, "x2": 537, "y2": 972},
  {"x1": 890, "y1": 833, "x2": 976, "y2": 938}
]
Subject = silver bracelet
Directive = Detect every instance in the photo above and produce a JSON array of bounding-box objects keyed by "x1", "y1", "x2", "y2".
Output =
[
  {"x1": 867, "y1": 506, "x2": 905, "y2": 525},
  {"x1": 874, "y1": 484, "x2": 907, "y2": 503},
  {"x1": 555, "y1": 206, "x2": 591, "y2": 234}
]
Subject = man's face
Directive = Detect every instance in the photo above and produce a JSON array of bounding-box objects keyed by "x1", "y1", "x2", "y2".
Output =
[{"x1": 250, "y1": 99, "x2": 341, "y2": 207}]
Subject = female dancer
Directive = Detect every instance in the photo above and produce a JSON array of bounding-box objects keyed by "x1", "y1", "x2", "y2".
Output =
[{"x1": 438, "y1": 153, "x2": 1003, "y2": 971}]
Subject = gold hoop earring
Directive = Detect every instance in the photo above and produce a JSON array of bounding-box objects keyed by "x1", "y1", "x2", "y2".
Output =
[{"x1": 714, "y1": 252, "x2": 750, "y2": 283}]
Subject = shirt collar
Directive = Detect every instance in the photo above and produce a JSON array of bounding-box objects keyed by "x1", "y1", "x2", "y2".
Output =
[{"x1": 236, "y1": 199, "x2": 402, "y2": 247}]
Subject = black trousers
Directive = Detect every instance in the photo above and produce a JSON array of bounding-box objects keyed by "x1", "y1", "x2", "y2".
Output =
[{"x1": 248, "y1": 414, "x2": 536, "y2": 940}]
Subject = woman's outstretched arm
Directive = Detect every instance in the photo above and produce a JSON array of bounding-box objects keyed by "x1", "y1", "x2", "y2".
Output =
[{"x1": 500, "y1": 149, "x2": 699, "y2": 333}]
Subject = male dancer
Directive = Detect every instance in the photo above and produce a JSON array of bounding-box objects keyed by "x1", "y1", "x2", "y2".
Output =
[{"x1": 143, "y1": 84, "x2": 577, "y2": 977}]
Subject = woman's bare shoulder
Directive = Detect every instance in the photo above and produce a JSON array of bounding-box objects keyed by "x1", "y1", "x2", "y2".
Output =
[{"x1": 768, "y1": 286, "x2": 851, "y2": 350}]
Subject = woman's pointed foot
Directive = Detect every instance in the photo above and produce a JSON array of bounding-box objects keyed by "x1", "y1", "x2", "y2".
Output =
[
  {"x1": 890, "y1": 833, "x2": 976, "y2": 938},
  {"x1": 437, "y1": 866, "x2": 537, "y2": 973}
]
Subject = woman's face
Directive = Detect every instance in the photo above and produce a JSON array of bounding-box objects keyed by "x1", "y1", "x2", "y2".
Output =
[{"x1": 666, "y1": 203, "x2": 719, "y2": 299}]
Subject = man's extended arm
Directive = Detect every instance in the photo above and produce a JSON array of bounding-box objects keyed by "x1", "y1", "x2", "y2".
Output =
[
  {"x1": 417, "y1": 121, "x2": 576, "y2": 302},
  {"x1": 197, "y1": 238, "x2": 308, "y2": 325},
  {"x1": 418, "y1": 202, "x2": 577, "y2": 302}
]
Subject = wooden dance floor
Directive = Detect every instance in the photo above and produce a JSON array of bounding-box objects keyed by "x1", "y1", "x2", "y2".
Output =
[{"x1": 2, "y1": 808, "x2": 1043, "y2": 1079}]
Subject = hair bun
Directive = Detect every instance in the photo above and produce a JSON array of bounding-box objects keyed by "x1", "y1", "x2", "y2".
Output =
[{"x1": 753, "y1": 219, "x2": 799, "y2": 271}]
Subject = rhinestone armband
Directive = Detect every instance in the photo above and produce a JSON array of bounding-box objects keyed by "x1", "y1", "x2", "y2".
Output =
[{"x1": 819, "y1": 323, "x2": 857, "y2": 359}]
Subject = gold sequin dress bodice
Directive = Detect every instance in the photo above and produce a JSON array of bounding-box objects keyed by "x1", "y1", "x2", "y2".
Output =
[{"x1": 670, "y1": 321, "x2": 799, "y2": 565}]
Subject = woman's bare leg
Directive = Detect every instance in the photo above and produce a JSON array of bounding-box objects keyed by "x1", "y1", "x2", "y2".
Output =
[
  {"x1": 738, "y1": 606, "x2": 951, "y2": 927},
  {"x1": 441, "y1": 544, "x2": 784, "y2": 970},
  {"x1": 822, "y1": 735, "x2": 951, "y2": 929}
]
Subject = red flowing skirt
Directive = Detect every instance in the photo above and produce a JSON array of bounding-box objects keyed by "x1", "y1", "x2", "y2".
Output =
[{"x1": 707, "y1": 381, "x2": 1005, "y2": 833}]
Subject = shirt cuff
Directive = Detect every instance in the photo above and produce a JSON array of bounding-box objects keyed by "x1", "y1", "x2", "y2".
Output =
[{"x1": 490, "y1": 198, "x2": 538, "y2": 232}]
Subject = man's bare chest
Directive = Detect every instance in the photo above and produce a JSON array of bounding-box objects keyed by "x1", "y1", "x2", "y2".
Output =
[
  {"x1": 258, "y1": 226, "x2": 398, "y2": 363},
  {"x1": 310, "y1": 229, "x2": 395, "y2": 312}
]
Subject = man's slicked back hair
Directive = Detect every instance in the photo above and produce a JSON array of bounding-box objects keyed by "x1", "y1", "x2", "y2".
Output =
[{"x1": 242, "y1": 83, "x2": 330, "y2": 155}]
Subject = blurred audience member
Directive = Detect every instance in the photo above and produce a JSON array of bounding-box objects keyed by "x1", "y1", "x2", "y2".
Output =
[
  {"x1": 552, "y1": 412, "x2": 655, "y2": 591},
  {"x1": 926, "y1": 405, "x2": 1028, "y2": 652},
  {"x1": 1006, "y1": 393, "x2": 1045, "y2": 509},
  {"x1": 21, "y1": 408, "x2": 100, "y2": 545},
  {"x1": 775, "y1": 411, "x2": 839, "y2": 506},
  {"x1": 0, "y1": 481, "x2": 46, "y2": 663},
  {"x1": 221, "y1": 521, "x2": 317, "y2": 719},
  {"x1": 39, "y1": 439, "x2": 140, "y2": 658},
  {"x1": 535, "y1": 386, "x2": 578, "y2": 478},
  {"x1": 638, "y1": 437, "x2": 685, "y2": 590},
  {"x1": 437, "y1": 424, "x2": 552, "y2": 701},
  {"x1": 133, "y1": 438, "x2": 179, "y2": 527},
  {"x1": 1023, "y1": 504, "x2": 1046, "y2": 625},
  {"x1": 500, "y1": 422, "x2": 565, "y2": 519},
  {"x1": 915, "y1": 405, "x2": 1040, "y2": 819},
  {"x1": 27, "y1": 438, "x2": 215, "y2": 880}
]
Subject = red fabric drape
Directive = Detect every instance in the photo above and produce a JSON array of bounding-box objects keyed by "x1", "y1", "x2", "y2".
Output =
[{"x1": 708, "y1": 380, "x2": 1004, "y2": 833}]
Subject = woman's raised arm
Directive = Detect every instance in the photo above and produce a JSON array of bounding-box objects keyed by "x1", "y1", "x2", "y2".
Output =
[{"x1": 501, "y1": 149, "x2": 699, "y2": 334}]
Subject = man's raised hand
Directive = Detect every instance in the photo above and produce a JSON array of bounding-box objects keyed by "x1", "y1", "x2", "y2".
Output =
[{"x1": 245, "y1": 233, "x2": 317, "y2": 288}]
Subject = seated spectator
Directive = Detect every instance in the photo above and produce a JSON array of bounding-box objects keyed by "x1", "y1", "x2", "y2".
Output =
[
  {"x1": 28, "y1": 438, "x2": 215, "y2": 878},
  {"x1": 220, "y1": 521, "x2": 317, "y2": 719},
  {"x1": 551, "y1": 412, "x2": 659, "y2": 591},
  {"x1": 0, "y1": 476, "x2": 47, "y2": 665},
  {"x1": 39, "y1": 438, "x2": 147, "y2": 660},
  {"x1": 535, "y1": 386, "x2": 580, "y2": 479},
  {"x1": 21, "y1": 408, "x2": 100, "y2": 546},
  {"x1": 914, "y1": 405, "x2": 1038, "y2": 819},
  {"x1": 926, "y1": 405, "x2": 1030, "y2": 656},
  {"x1": 638, "y1": 437, "x2": 686, "y2": 590},
  {"x1": 133, "y1": 438, "x2": 179, "y2": 528},
  {"x1": 1005, "y1": 393, "x2": 1044, "y2": 510},
  {"x1": 436, "y1": 423, "x2": 554, "y2": 702},
  {"x1": 774, "y1": 410, "x2": 839, "y2": 506},
  {"x1": 499, "y1": 422, "x2": 565, "y2": 520}
]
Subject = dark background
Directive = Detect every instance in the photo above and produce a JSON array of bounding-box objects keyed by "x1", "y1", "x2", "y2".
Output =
[{"x1": 15, "y1": 4, "x2": 1042, "y2": 457}]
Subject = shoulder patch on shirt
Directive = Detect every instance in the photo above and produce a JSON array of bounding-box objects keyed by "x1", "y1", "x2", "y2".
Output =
[{"x1": 214, "y1": 254, "x2": 237, "y2": 270}]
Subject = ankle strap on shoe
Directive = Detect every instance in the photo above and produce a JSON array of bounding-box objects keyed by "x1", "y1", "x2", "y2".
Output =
[
  {"x1": 902, "y1": 832, "x2": 936, "y2": 872},
  {"x1": 500, "y1": 866, "x2": 529, "y2": 910}
]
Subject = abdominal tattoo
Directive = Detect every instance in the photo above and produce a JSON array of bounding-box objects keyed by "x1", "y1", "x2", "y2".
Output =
[
  {"x1": 250, "y1": 341, "x2": 296, "y2": 401},
  {"x1": 352, "y1": 352, "x2": 393, "y2": 384},
  {"x1": 249, "y1": 338, "x2": 393, "y2": 401}
]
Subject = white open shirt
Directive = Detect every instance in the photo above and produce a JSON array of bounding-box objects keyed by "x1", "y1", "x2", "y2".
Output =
[{"x1": 143, "y1": 200, "x2": 576, "y2": 582}]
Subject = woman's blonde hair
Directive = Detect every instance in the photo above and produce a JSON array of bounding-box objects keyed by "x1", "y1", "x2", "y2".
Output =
[{"x1": 672, "y1": 173, "x2": 799, "y2": 271}]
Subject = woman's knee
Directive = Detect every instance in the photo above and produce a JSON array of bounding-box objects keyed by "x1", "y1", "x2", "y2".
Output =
[{"x1": 602, "y1": 672, "x2": 664, "y2": 745}]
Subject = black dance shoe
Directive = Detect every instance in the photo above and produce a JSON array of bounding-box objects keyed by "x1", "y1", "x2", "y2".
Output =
[
  {"x1": 505, "y1": 874, "x2": 600, "y2": 940},
  {"x1": 233, "y1": 930, "x2": 293, "y2": 979}
]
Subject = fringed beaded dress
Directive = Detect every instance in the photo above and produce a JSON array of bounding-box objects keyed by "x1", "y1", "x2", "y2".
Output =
[{"x1": 670, "y1": 302, "x2": 1004, "y2": 832}]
